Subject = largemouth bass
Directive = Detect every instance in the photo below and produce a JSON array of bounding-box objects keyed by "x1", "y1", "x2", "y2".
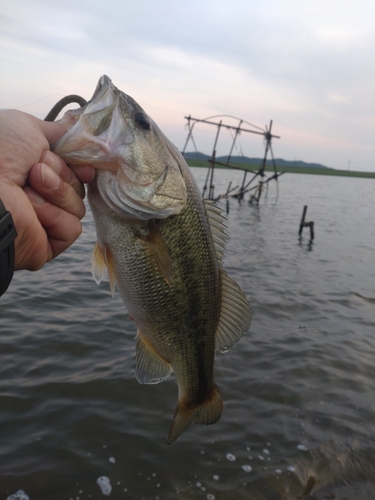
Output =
[{"x1": 52, "y1": 76, "x2": 252, "y2": 443}]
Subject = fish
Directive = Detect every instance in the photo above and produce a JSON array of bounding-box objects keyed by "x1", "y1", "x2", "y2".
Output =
[{"x1": 52, "y1": 75, "x2": 252, "y2": 443}]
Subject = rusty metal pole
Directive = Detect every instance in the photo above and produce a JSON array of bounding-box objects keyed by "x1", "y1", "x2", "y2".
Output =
[
  {"x1": 208, "y1": 121, "x2": 222, "y2": 199},
  {"x1": 226, "y1": 119, "x2": 243, "y2": 165}
]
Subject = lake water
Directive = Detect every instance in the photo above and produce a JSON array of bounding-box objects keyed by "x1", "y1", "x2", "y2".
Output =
[{"x1": 1, "y1": 169, "x2": 374, "y2": 500}]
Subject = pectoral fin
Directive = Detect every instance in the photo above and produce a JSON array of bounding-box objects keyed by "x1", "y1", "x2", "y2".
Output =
[
  {"x1": 135, "y1": 332, "x2": 172, "y2": 385},
  {"x1": 91, "y1": 242, "x2": 117, "y2": 297},
  {"x1": 136, "y1": 221, "x2": 173, "y2": 285}
]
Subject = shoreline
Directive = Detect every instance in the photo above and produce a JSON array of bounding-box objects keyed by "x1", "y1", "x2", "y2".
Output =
[{"x1": 186, "y1": 160, "x2": 375, "y2": 179}]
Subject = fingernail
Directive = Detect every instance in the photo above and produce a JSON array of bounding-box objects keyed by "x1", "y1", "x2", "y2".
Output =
[
  {"x1": 41, "y1": 163, "x2": 60, "y2": 190},
  {"x1": 88, "y1": 166, "x2": 96, "y2": 183},
  {"x1": 41, "y1": 150, "x2": 63, "y2": 174},
  {"x1": 77, "y1": 165, "x2": 96, "y2": 183}
]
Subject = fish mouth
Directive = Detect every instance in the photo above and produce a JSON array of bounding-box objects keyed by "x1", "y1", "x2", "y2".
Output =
[
  {"x1": 53, "y1": 75, "x2": 187, "y2": 219},
  {"x1": 52, "y1": 75, "x2": 134, "y2": 164},
  {"x1": 91, "y1": 74, "x2": 112, "y2": 101}
]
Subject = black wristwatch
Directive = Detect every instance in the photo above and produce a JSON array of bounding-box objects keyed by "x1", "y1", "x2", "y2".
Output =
[{"x1": 0, "y1": 198, "x2": 17, "y2": 297}]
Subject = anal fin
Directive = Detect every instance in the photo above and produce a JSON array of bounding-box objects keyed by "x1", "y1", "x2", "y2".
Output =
[{"x1": 135, "y1": 332, "x2": 172, "y2": 385}]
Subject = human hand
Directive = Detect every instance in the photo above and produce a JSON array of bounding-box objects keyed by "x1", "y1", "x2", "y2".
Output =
[{"x1": 0, "y1": 109, "x2": 95, "y2": 271}]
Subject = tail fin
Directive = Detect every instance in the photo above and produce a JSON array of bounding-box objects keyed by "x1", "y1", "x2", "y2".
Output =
[{"x1": 167, "y1": 384, "x2": 223, "y2": 444}]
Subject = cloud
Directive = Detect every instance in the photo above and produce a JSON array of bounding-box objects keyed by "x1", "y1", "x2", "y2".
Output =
[{"x1": 0, "y1": 0, "x2": 374, "y2": 170}]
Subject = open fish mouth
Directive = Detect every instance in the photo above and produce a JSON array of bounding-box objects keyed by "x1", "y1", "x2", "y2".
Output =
[
  {"x1": 52, "y1": 76, "x2": 134, "y2": 164},
  {"x1": 52, "y1": 75, "x2": 187, "y2": 220}
]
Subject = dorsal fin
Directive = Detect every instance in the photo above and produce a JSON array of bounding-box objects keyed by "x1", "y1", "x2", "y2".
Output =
[
  {"x1": 216, "y1": 270, "x2": 252, "y2": 352},
  {"x1": 203, "y1": 200, "x2": 252, "y2": 351},
  {"x1": 203, "y1": 199, "x2": 227, "y2": 265}
]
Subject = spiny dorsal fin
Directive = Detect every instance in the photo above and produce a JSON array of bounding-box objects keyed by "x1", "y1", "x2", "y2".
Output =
[
  {"x1": 135, "y1": 332, "x2": 172, "y2": 385},
  {"x1": 203, "y1": 199, "x2": 227, "y2": 264},
  {"x1": 136, "y1": 221, "x2": 173, "y2": 285},
  {"x1": 216, "y1": 270, "x2": 252, "y2": 352}
]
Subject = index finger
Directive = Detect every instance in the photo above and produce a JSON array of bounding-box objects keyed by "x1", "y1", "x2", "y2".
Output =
[{"x1": 41, "y1": 150, "x2": 86, "y2": 199}]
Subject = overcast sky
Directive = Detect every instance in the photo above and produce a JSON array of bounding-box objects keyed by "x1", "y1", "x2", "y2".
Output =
[{"x1": 1, "y1": 0, "x2": 374, "y2": 171}]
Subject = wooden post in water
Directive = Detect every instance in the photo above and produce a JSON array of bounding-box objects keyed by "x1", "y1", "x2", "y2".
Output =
[
  {"x1": 299, "y1": 205, "x2": 314, "y2": 241},
  {"x1": 299, "y1": 206, "x2": 308, "y2": 236}
]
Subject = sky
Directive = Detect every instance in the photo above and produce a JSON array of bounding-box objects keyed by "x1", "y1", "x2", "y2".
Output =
[{"x1": 1, "y1": 0, "x2": 374, "y2": 171}]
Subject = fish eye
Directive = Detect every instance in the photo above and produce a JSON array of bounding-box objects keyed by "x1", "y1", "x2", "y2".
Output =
[{"x1": 135, "y1": 112, "x2": 151, "y2": 131}]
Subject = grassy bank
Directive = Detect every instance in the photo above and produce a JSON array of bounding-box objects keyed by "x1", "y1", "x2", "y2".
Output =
[{"x1": 185, "y1": 159, "x2": 375, "y2": 179}]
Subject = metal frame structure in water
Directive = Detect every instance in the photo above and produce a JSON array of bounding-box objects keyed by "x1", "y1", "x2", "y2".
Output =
[{"x1": 182, "y1": 115, "x2": 283, "y2": 206}]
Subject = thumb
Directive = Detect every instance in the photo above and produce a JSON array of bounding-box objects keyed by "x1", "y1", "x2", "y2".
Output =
[{"x1": 38, "y1": 119, "x2": 68, "y2": 145}]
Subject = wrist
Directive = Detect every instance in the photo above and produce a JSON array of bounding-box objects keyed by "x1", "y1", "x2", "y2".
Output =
[
  {"x1": 0, "y1": 196, "x2": 17, "y2": 296},
  {"x1": 0, "y1": 179, "x2": 18, "y2": 221}
]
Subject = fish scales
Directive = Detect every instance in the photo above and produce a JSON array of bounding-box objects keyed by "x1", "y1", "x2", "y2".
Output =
[
  {"x1": 51, "y1": 75, "x2": 252, "y2": 443},
  {"x1": 88, "y1": 165, "x2": 221, "y2": 417}
]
